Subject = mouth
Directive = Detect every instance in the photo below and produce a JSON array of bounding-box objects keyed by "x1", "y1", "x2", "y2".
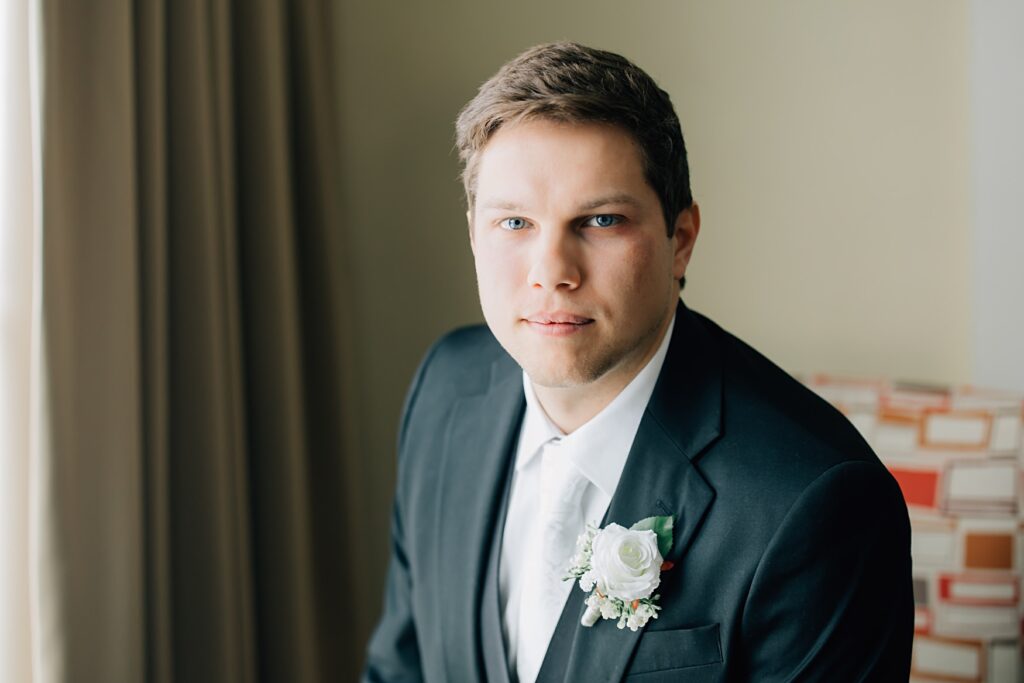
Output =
[{"x1": 523, "y1": 312, "x2": 594, "y2": 336}]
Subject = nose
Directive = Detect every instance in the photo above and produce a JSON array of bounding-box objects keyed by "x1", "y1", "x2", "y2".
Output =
[{"x1": 527, "y1": 230, "x2": 581, "y2": 291}]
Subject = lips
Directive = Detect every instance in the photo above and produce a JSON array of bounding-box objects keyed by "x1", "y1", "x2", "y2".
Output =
[
  {"x1": 528, "y1": 311, "x2": 593, "y2": 325},
  {"x1": 525, "y1": 311, "x2": 594, "y2": 325},
  {"x1": 523, "y1": 311, "x2": 594, "y2": 336}
]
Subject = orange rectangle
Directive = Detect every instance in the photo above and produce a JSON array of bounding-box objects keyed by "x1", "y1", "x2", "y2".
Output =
[{"x1": 964, "y1": 532, "x2": 1014, "y2": 570}]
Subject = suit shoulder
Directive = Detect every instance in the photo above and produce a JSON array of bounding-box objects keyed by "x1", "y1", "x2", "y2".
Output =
[
  {"x1": 414, "y1": 323, "x2": 513, "y2": 398},
  {"x1": 694, "y1": 312, "x2": 883, "y2": 478},
  {"x1": 430, "y1": 323, "x2": 501, "y2": 358},
  {"x1": 683, "y1": 312, "x2": 903, "y2": 548}
]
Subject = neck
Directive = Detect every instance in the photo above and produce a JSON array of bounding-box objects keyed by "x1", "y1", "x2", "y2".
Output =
[{"x1": 532, "y1": 311, "x2": 673, "y2": 434}]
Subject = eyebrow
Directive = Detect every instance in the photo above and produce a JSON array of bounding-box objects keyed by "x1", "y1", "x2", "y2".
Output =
[
  {"x1": 478, "y1": 199, "x2": 524, "y2": 212},
  {"x1": 577, "y1": 193, "x2": 643, "y2": 212},
  {"x1": 478, "y1": 193, "x2": 643, "y2": 213}
]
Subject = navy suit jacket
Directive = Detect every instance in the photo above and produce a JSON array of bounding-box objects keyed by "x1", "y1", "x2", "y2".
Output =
[{"x1": 364, "y1": 304, "x2": 913, "y2": 681}]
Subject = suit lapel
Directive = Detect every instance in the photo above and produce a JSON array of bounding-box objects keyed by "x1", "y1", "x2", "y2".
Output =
[
  {"x1": 537, "y1": 304, "x2": 724, "y2": 682},
  {"x1": 436, "y1": 353, "x2": 523, "y2": 681}
]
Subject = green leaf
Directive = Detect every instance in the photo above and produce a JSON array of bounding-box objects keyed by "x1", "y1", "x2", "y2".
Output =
[{"x1": 630, "y1": 515, "x2": 673, "y2": 558}]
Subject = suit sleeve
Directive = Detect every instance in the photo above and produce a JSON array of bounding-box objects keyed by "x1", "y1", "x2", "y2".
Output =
[
  {"x1": 362, "y1": 344, "x2": 440, "y2": 683},
  {"x1": 739, "y1": 460, "x2": 914, "y2": 681}
]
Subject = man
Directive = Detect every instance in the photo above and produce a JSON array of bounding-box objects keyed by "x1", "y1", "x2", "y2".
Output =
[{"x1": 364, "y1": 42, "x2": 913, "y2": 682}]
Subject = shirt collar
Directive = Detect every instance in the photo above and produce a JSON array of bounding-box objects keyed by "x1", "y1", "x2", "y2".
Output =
[
  {"x1": 515, "y1": 314, "x2": 676, "y2": 498},
  {"x1": 516, "y1": 373, "x2": 564, "y2": 470}
]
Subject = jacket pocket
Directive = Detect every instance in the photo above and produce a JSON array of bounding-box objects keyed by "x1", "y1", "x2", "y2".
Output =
[{"x1": 627, "y1": 623, "x2": 722, "y2": 675}]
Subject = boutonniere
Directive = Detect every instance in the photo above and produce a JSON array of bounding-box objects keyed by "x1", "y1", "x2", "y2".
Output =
[{"x1": 564, "y1": 516, "x2": 674, "y2": 631}]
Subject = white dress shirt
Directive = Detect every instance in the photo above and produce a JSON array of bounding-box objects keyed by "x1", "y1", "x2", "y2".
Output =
[{"x1": 499, "y1": 316, "x2": 675, "y2": 682}]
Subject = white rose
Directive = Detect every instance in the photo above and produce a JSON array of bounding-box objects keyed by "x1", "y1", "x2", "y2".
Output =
[{"x1": 589, "y1": 523, "x2": 663, "y2": 601}]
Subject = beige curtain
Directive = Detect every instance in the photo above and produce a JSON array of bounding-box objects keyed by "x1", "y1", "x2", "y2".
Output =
[{"x1": 32, "y1": 1, "x2": 364, "y2": 681}]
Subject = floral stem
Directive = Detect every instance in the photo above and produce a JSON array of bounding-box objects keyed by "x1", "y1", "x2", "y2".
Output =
[{"x1": 581, "y1": 604, "x2": 601, "y2": 627}]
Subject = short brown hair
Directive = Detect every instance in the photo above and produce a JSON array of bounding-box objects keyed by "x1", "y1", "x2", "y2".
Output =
[{"x1": 455, "y1": 41, "x2": 693, "y2": 236}]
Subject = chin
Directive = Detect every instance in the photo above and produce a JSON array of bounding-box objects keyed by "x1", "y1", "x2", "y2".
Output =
[
  {"x1": 526, "y1": 369, "x2": 587, "y2": 390},
  {"x1": 521, "y1": 353, "x2": 611, "y2": 390}
]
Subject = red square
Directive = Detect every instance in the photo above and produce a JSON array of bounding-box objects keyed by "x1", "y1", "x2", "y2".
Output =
[{"x1": 890, "y1": 467, "x2": 939, "y2": 509}]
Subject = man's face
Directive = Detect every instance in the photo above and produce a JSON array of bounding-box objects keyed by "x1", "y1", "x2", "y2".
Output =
[{"x1": 468, "y1": 119, "x2": 699, "y2": 391}]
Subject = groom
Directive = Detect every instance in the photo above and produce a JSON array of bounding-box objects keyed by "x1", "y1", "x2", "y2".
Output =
[{"x1": 364, "y1": 42, "x2": 913, "y2": 682}]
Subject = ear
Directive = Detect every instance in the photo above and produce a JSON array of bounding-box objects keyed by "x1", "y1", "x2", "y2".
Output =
[{"x1": 671, "y1": 203, "x2": 701, "y2": 281}]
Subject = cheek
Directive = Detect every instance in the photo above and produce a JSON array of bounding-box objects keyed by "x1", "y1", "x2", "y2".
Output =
[
  {"x1": 473, "y1": 243, "x2": 520, "y2": 306},
  {"x1": 475, "y1": 245, "x2": 508, "y2": 282},
  {"x1": 611, "y1": 241, "x2": 668, "y2": 292}
]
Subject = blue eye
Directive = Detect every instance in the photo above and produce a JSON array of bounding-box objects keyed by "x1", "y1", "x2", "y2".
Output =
[
  {"x1": 500, "y1": 217, "x2": 529, "y2": 231},
  {"x1": 586, "y1": 214, "x2": 621, "y2": 228}
]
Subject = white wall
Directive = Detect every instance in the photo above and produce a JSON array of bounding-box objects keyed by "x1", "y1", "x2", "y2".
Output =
[
  {"x1": 970, "y1": 0, "x2": 1024, "y2": 392},
  {"x1": 677, "y1": 3, "x2": 972, "y2": 386},
  {"x1": 0, "y1": 0, "x2": 35, "y2": 681}
]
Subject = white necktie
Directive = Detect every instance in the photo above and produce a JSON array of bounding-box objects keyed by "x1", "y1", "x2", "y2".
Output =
[{"x1": 515, "y1": 438, "x2": 590, "y2": 683}]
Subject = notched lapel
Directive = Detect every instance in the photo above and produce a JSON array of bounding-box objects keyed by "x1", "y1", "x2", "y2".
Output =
[
  {"x1": 435, "y1": 356, "x2": 523, "y2": 681},
  {"x1": 538, "y1": 304, "x2": 724, "y2": 682}
]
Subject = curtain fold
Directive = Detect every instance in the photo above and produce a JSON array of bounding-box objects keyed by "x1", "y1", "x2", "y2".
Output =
[
  {"x1": 33, "y1": 3, "x2": 143, "y2": 681},
  {"x1": 33, "y1": 1, "x2": 359, "y2": 681}
]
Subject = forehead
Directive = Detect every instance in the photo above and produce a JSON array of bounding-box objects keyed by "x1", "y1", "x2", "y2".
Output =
[{"x1": 473, "y1": 120, "x2": 653, "y2": 206}]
